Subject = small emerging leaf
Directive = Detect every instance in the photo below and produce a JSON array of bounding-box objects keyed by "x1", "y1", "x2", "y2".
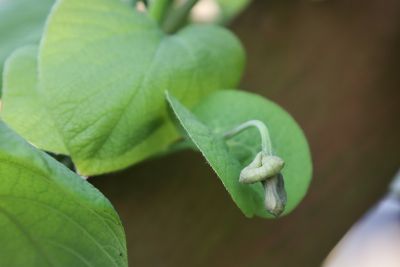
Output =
[{"x1": 166, "y1": 90, "x2": 312, "y2": 218}]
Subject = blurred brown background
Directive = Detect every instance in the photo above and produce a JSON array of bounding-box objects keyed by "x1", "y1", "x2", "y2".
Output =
[{"x1": 92, "y1": 0, "x2": 400, "y2": 266}]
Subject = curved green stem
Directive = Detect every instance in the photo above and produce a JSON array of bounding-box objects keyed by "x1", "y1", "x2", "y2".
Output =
[
  {"x1": 148, "y1": 0, "x2": 173, "y2": 24},
  {"x1": 162, "y1": 0, "x2": 199, "y2": 33},
  {"x1": 223, "y1": 120, "x2": 273, "y2": 155}
]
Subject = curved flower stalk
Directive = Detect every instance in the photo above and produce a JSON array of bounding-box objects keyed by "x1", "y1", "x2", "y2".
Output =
[{"x1": 224, "y1": 120, "x2": 287, "y2": 217}]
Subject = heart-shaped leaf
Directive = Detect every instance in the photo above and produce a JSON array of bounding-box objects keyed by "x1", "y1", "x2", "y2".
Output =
[
  {"x1": 166, "y1": 90, "x2": 312, "y2": 218},
  {"x1": 0, "y1": 120, "x2": 127, "y2": 266},
  {"x1": 1, "y1": 0, "x2": 244, "y2": 175}
]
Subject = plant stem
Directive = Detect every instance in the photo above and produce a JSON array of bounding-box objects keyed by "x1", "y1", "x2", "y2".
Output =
[
  {"x1": 223, "y1": 120, "x2": 273, "y2": 155},
  {"x1": 163, "y1": 0, "x2": 199, "y2": 33},
  {"x1": 148, "y1": 0, "x2": 173, "y2": 24}
]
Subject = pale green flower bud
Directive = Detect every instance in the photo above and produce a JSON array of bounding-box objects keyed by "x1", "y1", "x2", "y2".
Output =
[
  {"x1": 263, "y1": 173, "x2": 287, "y2": 217},
  {"x1": 239, "y1": 152, "x2": 285, "y2": 184}
]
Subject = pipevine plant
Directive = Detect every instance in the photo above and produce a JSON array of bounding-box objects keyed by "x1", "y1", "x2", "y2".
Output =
[{"x1": 0, "y1": 0, "x2": 312, "y2": 266}]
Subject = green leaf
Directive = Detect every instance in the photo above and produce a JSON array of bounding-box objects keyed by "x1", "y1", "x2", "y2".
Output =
[
  {"x1": 0, "y1": 120, "x2": 127, "y2": 267},
  {"x1": 1, "y1": 46, "x2": 68, "y2": 154},
  {"x1": 1, "y1": 0, "x2": 245, "y2": 175},
  {"x1": 166, "y1": 90, "x2": 312, "y2": 218},
  {"x1": 0, "y1": 0, "x2": 54, "y2": 95}
]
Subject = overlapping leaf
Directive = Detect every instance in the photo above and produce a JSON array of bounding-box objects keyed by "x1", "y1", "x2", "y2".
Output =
[
  {"x1": 0, "y1": 0, "x2": 53, "y2": 95},
  {"x1": 1, "y1": 0, "x2": 245, "y2": 175},
  {"x1": 0, "y1": 120, "x2": 127, "y2": 266},
  {"x1": 167, "y1": 90, "x2": 312, "y2": 217}
]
